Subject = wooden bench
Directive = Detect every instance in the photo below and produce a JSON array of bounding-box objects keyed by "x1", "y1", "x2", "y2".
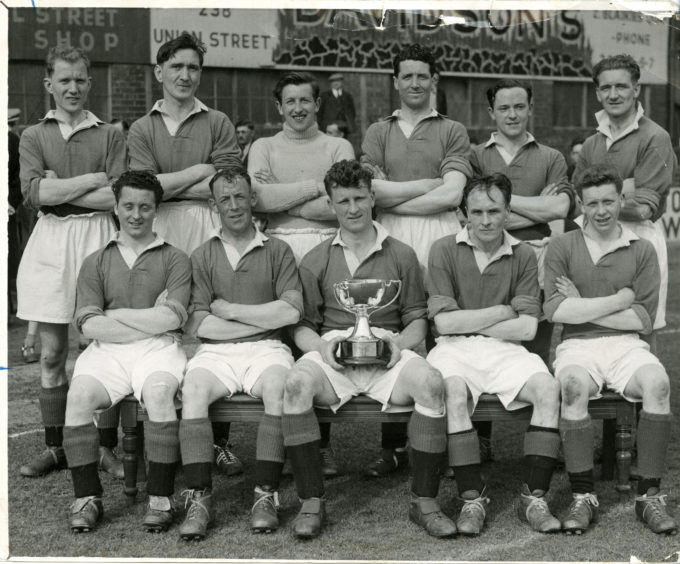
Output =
[{"x1": 119, "y1": 391, "x2": 635, "y2": 504}]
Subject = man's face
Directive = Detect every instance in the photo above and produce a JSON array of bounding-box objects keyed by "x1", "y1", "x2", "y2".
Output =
[
  {"x1": 330, "y1": 184, "x2": 375, "y2": 235},
  {"x1": 115, "y1": 186, "x2": 157, "y2": 241},
  {"x1": 394, "y1": 59, "x2": 432, "y2": 112},
  {"x1": 488, "y1": 87, "x2": 532, "y2": 141},
  {"x1": 276, "y1": 83, "x2": 320, "y2": 133},
  {"x1": 595, "y1": 69, "x2": 640, "y2": 121},
  {"x1": 330, "y1": 78, "x2": 343, "y2": 91},
  {"x1": 236, "y1": 126, "x2": 254, "y2": 149},
  {"x1": 210, "y1": 177, "x2": 256, "y2": 236},
  {"x1": 154, "y1": 48, "x2": 201, "y2": 104},
  {"x1": 581, "y1": 182, "x2": 622, "y2": 236},
  {"x1": 466, "y1": 186, "x2": 509, "y2": 249},
  {"x1": 325, "y1": 124, "x2": 343, "y2": 138},
  {"x1": 44, "y1": 59, "x2": 91, "y2": 117}
]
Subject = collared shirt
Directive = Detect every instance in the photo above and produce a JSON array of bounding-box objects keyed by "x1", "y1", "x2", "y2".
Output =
[
  {"x1": 595, "y1": 103, "x2": 645, "y2": 150},
  {"x1": 484, "y1": 131, "x2": 537, "y2": 166},
  {"x1": 109, "y1": 232, "x2": 166, "y2": 269},
  {"x1": 331, "y1": 221, "x2": 390, "y2": 276},
  {"x1": 211, "y1": 226, "x2": 269, "y2": 270},
  {"x1": 456, "y1": 226, "x2": 522, "y2": 273},
  {"x1": 581, "y1": 222, "x2": 639, "y2": 265},
  {"x1": 150, "y1": 98, "x2": 209, "y2": 136},
  {"x1": 332, "y1": 88, "x2": 342, "y2": 98},
  {"x1": 42, "y1": 110, "x2": 103, "y2": 141},
  {"x1": 392, "y1": 108, "x2": 439, "y2": 139}
]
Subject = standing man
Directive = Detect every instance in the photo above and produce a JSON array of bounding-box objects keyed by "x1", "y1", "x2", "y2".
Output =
[
  {"x1": 248, "y1": 70, "x2": 355, "y2": 474},
  {"x1": 469, "y1": 79, "x2": 575, "y2": 364},
  {"x1": 128, "y1": 32, "x2": 242, "y2": 256},
  {"x1": 178, "y1": 167, "x2": 303, "y2": 540},
  {"x1": 361, "y1": 43, "x2": 472, "y2": 476},
  {"x1": 64, "y1": 170, "x2": 191, "y2": 533},
  {"x1": 427, "y1": 173, "x2": 561, "y2": 536},
  {"x1": 574, "y1": 54, "x2": 675, "y2": 331},
  {"x1": 317, "y1": 72, "x2": 356, "y2": 135},
  {"x1": 544, "y1": 164, "x2": 676, "y2": 535},
  {"x1": 283, "y1": 160, "x2": 452, "y2": 539},
  {"x1": 235, "y1": 119, "x2": 255, "y2": 168},
  {"x1": 16, "y1": 45, "x2": 126, "y2": 478}
]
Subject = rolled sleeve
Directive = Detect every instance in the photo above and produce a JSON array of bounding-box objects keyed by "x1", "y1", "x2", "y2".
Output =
[
  {"x1": 19, "y1": 129, "x2": 46, "y2": 209},
  {"x1": 427, "y1": 295, "x2": 460, "y2": 319},
  {"x1": 74, "y1": 253, "x2": 106, "y2": 333},
  {"x1": 398, "y1": 254, "x2": 427, "y2": 327},
  {"x1": 273, "y1": 242, "x2": 304, "y2": 318},
  {"x1": 440, "y1": 121, "x2": 472, "y2": 178},
  {"x1": 105, "y1": 128, "x2": 127, "y2": 181},
  {"x1": 210, "y1": 112, "x2": 242, "y2": 169},
  {"x1": 360, "y1": 124, "x2": 385, "y2": 169},
  {"x1": 542, "y1": 238, "x2": 569, "y2": 322},
  {"x1": 426, "y1": 239, "x2": 460, "y2": 320},
  {"x1": 633, "y1": 136, "x2": 676, "y2": 221},
  {"x1": 297, "y1": 263, "x2": 324, "y2": 333},
  {"x1": 513, "y1": 244, "x2": 540, "y2": 317},
  {"x1": 128, "y1": 122, "x2": 160, "y2": 173},
  {"x1": 631, "y1": 241, "x2": 660, "y2": 335},
  {"x1": 510, "y1": 294, "x2": 541, "y2": 318},
  {"x1": 188, "y1": 250, "x2": 213, "y2": 317}
]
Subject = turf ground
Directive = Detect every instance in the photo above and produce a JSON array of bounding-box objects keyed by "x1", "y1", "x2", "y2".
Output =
[{"x1": 5, "y1": 243, "x2": 680, "y2": 562}]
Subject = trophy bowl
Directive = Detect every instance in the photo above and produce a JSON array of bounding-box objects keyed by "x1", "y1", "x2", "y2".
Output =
[{"x1": 333, "y1": 279, "x2": 402, "y2": 366}]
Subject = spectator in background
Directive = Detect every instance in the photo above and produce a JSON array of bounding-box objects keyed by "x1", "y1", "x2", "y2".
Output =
[
  {"x1": 235, "y1": 119, "x2": 255, "y2": 168},
  {"x1": 317, "y1": 73, "x2": 356, "y2": 135},
  {"x1": 325, "y1": 120, "x2": 349, "y2": 139},
  {"x1": 567, "y1": 137, "x2": 584, "y2": 182}
]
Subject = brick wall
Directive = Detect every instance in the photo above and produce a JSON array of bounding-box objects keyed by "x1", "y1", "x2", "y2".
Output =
[{"x1": 110, "y1": 64, "x2": 149, "y2": 124}]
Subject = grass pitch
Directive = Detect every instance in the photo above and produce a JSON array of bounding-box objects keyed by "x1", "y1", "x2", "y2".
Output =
[{"x1": 6, "y1": 244, "x2": 680, "y2": 562}]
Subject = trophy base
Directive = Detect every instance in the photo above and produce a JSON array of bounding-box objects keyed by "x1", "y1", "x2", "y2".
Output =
[{"x1": 336, "y1": 339, "x2": 390, "y2": 367}]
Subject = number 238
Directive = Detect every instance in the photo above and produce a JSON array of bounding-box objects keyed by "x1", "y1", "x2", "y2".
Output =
[{"x1": 199, "y1": 9, "x2": 231, "y2": 17}]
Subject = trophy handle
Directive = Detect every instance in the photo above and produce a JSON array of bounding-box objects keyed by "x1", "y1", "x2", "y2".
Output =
[{"x1": 367, "y1": 280, "x2": 402, "y2": 319}]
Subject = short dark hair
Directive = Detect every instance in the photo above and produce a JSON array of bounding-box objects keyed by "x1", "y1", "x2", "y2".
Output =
[
  {"x1": 461, "y1": 173, "x2": 512, "y2": 216},
  {"x1": 111, "y1": 118, "x2": 130, "y2": 131},
  {"x1": 235, "y1": 119, "x2": 255, "y2": 131},
  {"x1": 156, "y1": 32, "x2": 206, "y2": 67},
  {"x1": 393, "y1": 43, "x2": 436, "y2": 77},
  {"x1": 486, "y1": 79, "x2": 533, "y2": 108},
  {"x1": 45, "y1": 45, "x2": 90, "y2": 77},
  {"x1": 112, "y1": 170, "x2": 164, "y2": 206},
  {"x1": 273, "y1": 72, "x2": 319, "y2": 103},
  {"x1": 574, "y1": 164, "x2": 623, "y2": 198},
  {"x1": 324, "y1": 160, "x2": 373, "y2": 197},
  {"x1": 209, "y1": 166, "x2": 251, "y2": 195},
  {"x1": 592, "y1": 54, "x2": 640, "y2": 86}
]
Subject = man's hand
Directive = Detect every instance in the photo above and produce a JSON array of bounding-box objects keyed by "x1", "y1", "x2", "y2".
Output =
[
  {"x1": 196, "y1": 163, "x2": 217, "y2": 178},
  {"x1": 555, "y1": 276, "x2": 581, "y2": 298},
  {"x1": 253, "y1": 169, "x2": 279, "y2": 184},
  {"x1": 8, "y1": 204, "x2": 15, "y2": 215},
  {"x1": 383, "y1": 338, "x2": 401, "y2": 369},
  {"x1": 155, "y1": 289, "x2": 169, "y2": 306},
  {"x1": 362, "y1": 163, "x2": 387, "y2": 181},
  {"x1": 540, "y1": 182, "x2": 559, "y2": 196},
  {"x1": 317, "y1": 335, "x2": 345, "y2": 370},
  {"x1": 44, "y1": 170, "x2": 58, "y2": 179},
  {"x1": 210, "y1": 298, "x2": 234, "y2": 320},
  {"x1": 616, "y1": 287, "x2": 635, "y2": 309}
]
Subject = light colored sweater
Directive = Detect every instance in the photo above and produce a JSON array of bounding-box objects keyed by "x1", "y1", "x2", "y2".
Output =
[{"x1": 248, "y1": 123, "x2": 354, "y2": 231}]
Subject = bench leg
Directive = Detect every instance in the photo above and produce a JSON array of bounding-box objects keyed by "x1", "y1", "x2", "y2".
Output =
[
  {"x1": 601, "y1": 419, "x2": 615, "y2": 480},
  {"x1": 615, "y1": 419, "x2": 633, "y2": 493},
  {"x1": 120, "y1": 403, "x2": 140, "y2": 504}
]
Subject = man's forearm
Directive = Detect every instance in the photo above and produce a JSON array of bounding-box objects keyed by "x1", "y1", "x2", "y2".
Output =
[
  {"x1": 181, "y1": 177, "x2": 213, "y2": 200},
  {"x1": 434, "y1": 305, "x2": 515, "y2": 335},
  {"x1": 222, "y1": 300, "x2": 301, "y2": 330},
  {"x1": 551, "y1": 295, "x2": 628, "y2": 324},
  {"x1": 293, "y1": 325, "x2": 326, "y2": 355},
  {"x1": 619, "y1": 201, "x2": 653, "y2": 222},
  {"x1": 252, "y1": 179, "x2": 320, "y2": 213},
  {"x1": 157, "y1": 165, "x2": 214, "y2": 199},
  {"x1": 70, "y1": 186, "x2": 115, "y2": 210},
  {"x1": 288, "y1": 196, "x2": 336, "y2": 221},
  {"x1": 37, "y1": 174, "x2": 106, "y2": 206},
  {"x1": 106, "y1": 306, "x2": 182, "y2": 334},
  {"x1": 510, "y1": 193, "x2": 570, "y2": 223},
  {"x1": 195, "y1": 315, "x2": 265, "y2": 340},
  {"x1": 387, "y1": 183, "x2": 460, "y2": 216},
  {"x1": 372, "y1": 178, "x2": 440, "y2": 208},
  {"x1": 477, "y1": 315, "x2": 538, "y2": 341},
  {"x1": 505, "y1": 212, "x2": 537, "y2": 230},
  {"x1": 590, "y1": 309, "x2": 645, "y2": 331},
  {"x1": 391, "y1": 319, "x2": 427, "y2": 351},
  {"x1": 82, "y1": 316, "x2": 152, "y2": 343}
]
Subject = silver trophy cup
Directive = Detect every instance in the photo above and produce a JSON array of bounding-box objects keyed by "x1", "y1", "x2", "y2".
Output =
[{"x1": 333, "y1": 279, "x2": 402, "y2": 366}]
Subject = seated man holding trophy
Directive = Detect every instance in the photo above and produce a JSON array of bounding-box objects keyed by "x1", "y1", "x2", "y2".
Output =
[
  {"x1": 426, "y1": 173, "x2": 561, "y2": 536},
  {"x1": 282, "y1": 159, "x2": 453, "y2": 539}
]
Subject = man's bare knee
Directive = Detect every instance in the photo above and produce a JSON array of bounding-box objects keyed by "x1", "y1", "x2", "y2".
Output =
[
  {"x1": 142, "y1": 379, "x2": 177, "y2": 411},
  {"x1": 642, "y1": 368, "x2": 670, "y2": 406},
  {"x1": 559, "y1": 370, "x2": 589, "y2": 407},
  {"x1": 415, "y1": 367, "x2": 445, "y2": 409},
  {"x1": 444, "y1": 376, "x2": 468, "y2": 413},
  {"x1": 532, "y1": 373, "x2": 560, "y2": 410},
  {"x1": 284, "y1": 363, "x2": 316, "y2": 409}
]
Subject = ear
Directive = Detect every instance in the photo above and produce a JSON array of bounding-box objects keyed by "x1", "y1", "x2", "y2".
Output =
[
  {"x1": 154, "y1": 64, "x2": 163, "y2": 84},
  {"x1": 250, "y1": 188, "x2": 257, "y2": 208},
  {"x1": 487, "y1": 105, "x2": 495, "y2": 121},
  {"x1": 633, "y1": 82, "x2": 641, "y2": 99},
  {"x1": 208, "y1": 197, "x2": 217, "y2": 213},
  {"x1": 275, "y1": 100, "x2": 283, "y2": 117},
  {"x1": 393, "y1": 76, "x2": 398, "y2": 92},
  {"x1": 43, "y1": 76, "x2": 53, "y2": 95},
  {"x1": 314, "y1": 97, "x2": 321, "y2": 113}
]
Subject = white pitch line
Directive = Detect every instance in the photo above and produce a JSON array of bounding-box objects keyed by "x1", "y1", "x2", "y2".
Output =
[{"x1": 8, "y1": 428, "x2": 42, "y2": 439}]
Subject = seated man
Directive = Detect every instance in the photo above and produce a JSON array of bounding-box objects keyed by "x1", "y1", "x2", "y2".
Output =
[
  {"x1": 283, "y1": 160, "x2": 452, "y2": 539},
  {"x1": 178, "y1": 167, "x2": 303, "y2": 540},
  {"x1": 63, "y1": 171, "x2": 191, "y2": 533},
  {"x1": 544, "y1": 164, "x2": 676, "y2": 535},
  {"x1": 426, "y1": 173, "x2": 561, "y2": 536}
]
